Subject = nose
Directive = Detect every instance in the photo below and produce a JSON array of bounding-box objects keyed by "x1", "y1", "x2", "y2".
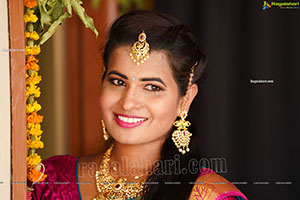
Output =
[{"x1": 119, "y1": 86, "x2": 143, "y2": 111}]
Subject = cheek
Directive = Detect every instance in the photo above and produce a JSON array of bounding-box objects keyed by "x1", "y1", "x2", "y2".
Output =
[
  {"x1": 99, "y1": 88, "x2": 107, "y2": 110},
  {"x1": 99, "y1": 86, "x2": 117, "y2": 114},
  {"x1": 149, "y1": 94, "x2": 179, "y2": 124}
]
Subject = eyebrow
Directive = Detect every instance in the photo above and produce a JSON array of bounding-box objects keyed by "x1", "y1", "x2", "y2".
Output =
[
  {"x1": 140, "y1": 78, "x2": 166, "y2": 87},
  {"x1": 108, "y1": 70, "x2": 128, "y2": 80},
  {"x1": 107, "y1": 70, "x2": 166, "y2": 87}
]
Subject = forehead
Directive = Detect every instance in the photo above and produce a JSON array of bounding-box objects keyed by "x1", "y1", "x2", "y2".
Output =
[{"x1": 108, "y1": 46, "x2": 174, "y2": 81}]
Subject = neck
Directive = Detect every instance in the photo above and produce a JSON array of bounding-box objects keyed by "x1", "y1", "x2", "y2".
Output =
[{"x1": 109, "y1": 140, "x2": 164, "y2": 177}]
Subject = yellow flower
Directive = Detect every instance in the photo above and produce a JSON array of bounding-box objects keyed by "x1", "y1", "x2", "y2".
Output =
[
  {"x1": 27, "y1": 153, "x2": 42, "y2": 167},
  {"x1": 25, "y1": 31, "x2": 40, "y2": 40},
  {"x1": 27, "y1": 123, "x2": 43, "y2": 137},
  {"x1": 25, "y1": 45, "x2": 41, "y2": 56},
  {"x1": 26, "y1": 101, "x2": 42, "y2": 113},
  {"x1": 26, "y1": 72, "x2": 42, "y2": 86},
  {"x1": 26, "y1": 85, "x2": 41, "y2": 99},
  {"x1": 24, "y1": 10, "x2": 38, "y2": 23},
  {"x1": 33, "y1": 101, "x2": 41, "y2": 112},
  {"x1": 27, "y1": 139, "x2": 44, "y2": 149}
]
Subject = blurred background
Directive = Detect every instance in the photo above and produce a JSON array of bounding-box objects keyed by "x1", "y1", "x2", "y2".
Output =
[{"x1": 37, "y1": 0, "x2": 299, "y2": 199}]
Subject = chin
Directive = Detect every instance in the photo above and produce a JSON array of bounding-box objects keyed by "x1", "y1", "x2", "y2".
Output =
[{"x1": 111, "y1": 133, "x2": 144, "y2": 145}]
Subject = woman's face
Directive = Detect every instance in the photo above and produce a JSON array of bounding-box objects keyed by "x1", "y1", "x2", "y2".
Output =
[{"x1": 99, "y1": 46, "x2": 182, "y2": 145}]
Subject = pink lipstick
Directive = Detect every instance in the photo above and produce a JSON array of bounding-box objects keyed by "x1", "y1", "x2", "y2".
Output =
[{"x1": 114, "y1": 113, "x2": 147, "y2": 128}]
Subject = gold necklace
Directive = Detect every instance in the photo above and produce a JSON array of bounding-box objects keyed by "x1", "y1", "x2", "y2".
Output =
[{"x1": 93, "y1": 145, "x2": 146, "y2": 200}]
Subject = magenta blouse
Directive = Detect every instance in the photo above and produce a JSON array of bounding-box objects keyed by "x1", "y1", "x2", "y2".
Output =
[{"x1": 32, "y1": 155, "x2": 81, "y2": 200}]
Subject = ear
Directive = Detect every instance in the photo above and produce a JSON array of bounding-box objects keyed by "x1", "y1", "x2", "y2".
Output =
[{"x1": 177, "y1": 83, "x2": 198, "y2": 116}]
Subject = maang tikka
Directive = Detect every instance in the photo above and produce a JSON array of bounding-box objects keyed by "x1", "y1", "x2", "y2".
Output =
[
  {"x1": 172, "y1": 62, "x2": 198, "y2": 154},
  {"x1": 130, "y1": 31, "x2": 150, "y2": 65}
]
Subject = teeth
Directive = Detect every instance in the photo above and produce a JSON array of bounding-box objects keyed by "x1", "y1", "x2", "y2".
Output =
[{"x1": 118, "y1": 115, "x2": 146, "y2": 123}]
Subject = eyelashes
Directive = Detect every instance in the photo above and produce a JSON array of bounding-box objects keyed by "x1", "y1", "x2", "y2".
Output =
[
  {"x1": 109, "y1": 78, "x2": 125, "y2": 86},
  {"x1": 144, "y1": 84, "x2": 163, "y2": 92},
  {"x1": 107, "y1": 78, "x2": 164, "y2": 92}
]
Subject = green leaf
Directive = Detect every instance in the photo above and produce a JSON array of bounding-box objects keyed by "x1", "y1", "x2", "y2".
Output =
[
  {"x1": 51, "y1": 0, "x2": 64, "y2": 21},
  {"x1": 39, "y1": 12, "x2": 71, "y2": 45},
  {"x1": 46, "y1": 0, "x2": 58, "y2": 8},
  {"x1": 62, "y1": 0, "x2": 72, "y2": 15},
  {"x1": 36, "y1": 0, "x2": 98, "y2": 45},
  {"x1": 37, "y1": 0, "x2": 52, "y2": 28},
  {"x1": 70, "y1": 0, "x2": 99, "y2": 37}
]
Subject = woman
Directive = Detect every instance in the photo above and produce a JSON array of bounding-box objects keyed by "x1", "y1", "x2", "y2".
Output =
[{"x1": 32, "y1": 10, "x2": 247, "y2": 200}]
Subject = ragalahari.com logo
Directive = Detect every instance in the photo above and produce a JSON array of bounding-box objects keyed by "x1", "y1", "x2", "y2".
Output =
[
  {"x1": 263, "y1": 1, "x2": 272, "y2": 10},
  {"x1": 263, "y1": 1, "x2": 300, "y2": 10}
]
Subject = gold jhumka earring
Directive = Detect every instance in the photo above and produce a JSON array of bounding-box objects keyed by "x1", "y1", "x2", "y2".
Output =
[
  {"x1": 172, "y1": 62, "x2": 198, "y2": 154},
  {"x1": 172, "y1": 110, "x2": 192, "y2": 154},
  {"x1": 101, "y1": 120, "x2": 109, "y2": 141},
  {"x1": 129, "y1": 31, "x2": 150, "y2": 65}
]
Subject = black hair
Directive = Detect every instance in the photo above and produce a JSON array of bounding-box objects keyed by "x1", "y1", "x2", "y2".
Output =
[{"x1": 102, "y1": 10, "x2": 207, "y2": 200}]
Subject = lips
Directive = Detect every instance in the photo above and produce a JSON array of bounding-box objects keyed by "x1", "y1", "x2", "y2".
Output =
[{"x1": 114, "y1": 113, "x2": 148, "y2": 128}]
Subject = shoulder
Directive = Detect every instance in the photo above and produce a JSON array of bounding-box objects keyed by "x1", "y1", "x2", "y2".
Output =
[
  {"x1": 188, "y1": 168, "x2": 247, "y2": 200},
  {"x1": 42, "y1": 155, "x2": 78, "y2": 179},
  {"x1": 32, "y1": 155, "x2": 80, "y2": 200},
  {"x1": 43, "y1": 155, "x2": 78, "y2": 167}
]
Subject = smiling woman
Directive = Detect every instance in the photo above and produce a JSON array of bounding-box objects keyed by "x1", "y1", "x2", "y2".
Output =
[
  {"x1": 32, "y1": 10, "x2": 247, "y2": 200},
  {"x1": 100, "y1": 47, "x2": 182, "y2": 145}
]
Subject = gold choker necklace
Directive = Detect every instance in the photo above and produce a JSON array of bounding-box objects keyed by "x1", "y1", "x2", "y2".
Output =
[{"x1": 93, "y1": 145, "x2": 146, "y2": 200}]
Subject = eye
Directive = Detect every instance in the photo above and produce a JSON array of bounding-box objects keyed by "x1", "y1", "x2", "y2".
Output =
[
  {"x1": 109, "y1": 78, "x2": 125, "y2": 86},
  {"x1": 144, "y1": 84, "x2": 162, "y2": 92}
]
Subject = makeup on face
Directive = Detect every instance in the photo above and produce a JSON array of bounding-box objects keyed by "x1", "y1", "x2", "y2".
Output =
[
  {"x1": 107, "y1": 70, "x2": 166, "y2": 87},
  {"x1": 99, "y1": 46, "x2": 180, "y2": 145},
  {"x1": 114, "y1": 113, "x2": 148, "y2": 129}
]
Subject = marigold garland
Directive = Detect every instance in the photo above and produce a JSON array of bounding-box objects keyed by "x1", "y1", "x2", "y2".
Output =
[
  {"x1": 24, "y1": 0, "x2": 98, "y2": 198},
  {"x1": 24, "y1": 0, "x2": 38, "y2": 8},
  {"x1": 27, "y1": 123, "x2": 43, "y2": 137},
  {"x1": 26, "y1": 73, "x2": 42, "y2": 87},
  {"x1": 24, "y1": 10, "x2": 38, "y2": 23},
  {"x1": 25, "y1": 45, "x2": 41, "y2": 55},
  {"x1": 24, "y1": 1, "x2": 45, "y2": 198},
  {"x1": 25, "y1": 31, "x2": 40, "y2": 40},
  {"x1": 25, "y1": 56, "x2": 40, "y2": 71},
  {"x1": 26, "y1": 101, "x2": 42, "y2": 113},
  {"x1": 27, "y1": 153, "x2": 42, "y2": 167},
  {"x1": 27, "y1": 166, "x2": 47, "y2": 182},
  {"x1": 27, "y1": 139, "x2": 44, "y2": 149},
  {"x1": 27, "y1": 112, "x2": 44, "y2": 124}
]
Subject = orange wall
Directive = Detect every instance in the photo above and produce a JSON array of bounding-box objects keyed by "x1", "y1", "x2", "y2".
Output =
[{"x1": 67, "y1": 0, "x2": 118, "y2": 156}]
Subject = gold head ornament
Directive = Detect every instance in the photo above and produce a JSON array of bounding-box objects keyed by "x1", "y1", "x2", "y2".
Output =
[{"x1": 130, "y1": 31, "x2": 150, "y2": 65}]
